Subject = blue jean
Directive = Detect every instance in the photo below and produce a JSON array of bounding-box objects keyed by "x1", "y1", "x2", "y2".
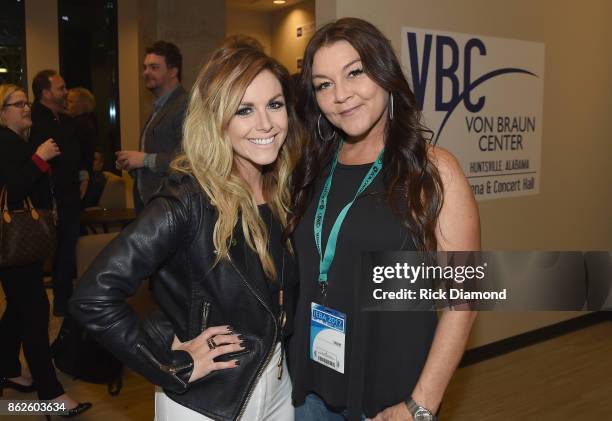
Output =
[{"x1": 295, "y1": 393, "x2": 367, "y2": 421}]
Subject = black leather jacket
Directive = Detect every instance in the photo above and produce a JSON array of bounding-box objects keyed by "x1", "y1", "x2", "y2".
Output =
[{"x1": 70, "y1": 173, "x2": 298, "y2": 420}]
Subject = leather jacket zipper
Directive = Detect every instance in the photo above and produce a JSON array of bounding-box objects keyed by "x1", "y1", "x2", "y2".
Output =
[
  {"x1": 228, "y1": 259, "x2": 278, "y2": 421},
  {"x1": 135, "y1": 343, "x2": 192, "y2": 388},
  {"x1": 201, "y1": 300, "x2": 211, "y2": 332}
]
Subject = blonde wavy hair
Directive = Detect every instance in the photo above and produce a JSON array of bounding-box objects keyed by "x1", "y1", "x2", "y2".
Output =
[
  {"x1": 67, "y1": 87, "x2": 96, "y2": 116},
  {"x1": 172, "y1": 43, "x2": 302, "y2": 280},
  {"x1": 0, "y1": 84, "x2": 25, "y2": 127}
]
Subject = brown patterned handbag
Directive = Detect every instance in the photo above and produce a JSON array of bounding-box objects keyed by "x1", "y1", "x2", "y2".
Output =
[{"x1": 0, "y1": 186, "x2": 57, "y2": 268}]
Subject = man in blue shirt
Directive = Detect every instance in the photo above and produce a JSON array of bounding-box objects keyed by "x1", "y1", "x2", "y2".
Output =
[{"x1": 115, "y1": 41, "x2": 187, "y2": 213}]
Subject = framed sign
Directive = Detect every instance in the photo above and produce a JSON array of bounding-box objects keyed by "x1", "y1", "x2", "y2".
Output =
[{"x1": 402, "y1": 27, "x2": 545, "y2": 200}]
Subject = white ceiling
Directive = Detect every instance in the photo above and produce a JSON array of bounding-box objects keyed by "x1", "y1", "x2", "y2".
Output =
[{"x1": 225, "y1": 0, "x2": 306, "y2": 12}]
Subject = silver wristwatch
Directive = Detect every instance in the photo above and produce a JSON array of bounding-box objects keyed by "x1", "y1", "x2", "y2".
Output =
[{"x1": 405, "y1": 397, "x2": 437, "y2": 421}]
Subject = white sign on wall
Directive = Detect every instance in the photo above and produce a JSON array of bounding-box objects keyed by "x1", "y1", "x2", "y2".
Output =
[{"x1": 401, "y1": 27, "x2": 545, "y2": 200}]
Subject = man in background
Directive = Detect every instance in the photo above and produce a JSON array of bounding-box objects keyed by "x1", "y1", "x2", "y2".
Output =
[
  {"x1": 115, "y1": 41, "x2": 187, "y2": 213},
  {"x1": 30, "y1": 69, "x2": 87, "y2": 316}
]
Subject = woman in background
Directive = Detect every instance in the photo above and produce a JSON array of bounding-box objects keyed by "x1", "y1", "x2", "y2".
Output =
[{"x1": 0, "y1": 83, "x2": 91, "y2": 416}]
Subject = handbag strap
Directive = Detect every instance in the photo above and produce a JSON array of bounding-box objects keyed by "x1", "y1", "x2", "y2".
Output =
[
  {"x1": 26, "y1": 197, "x2": 40, "y2": 220},
  {"x1": 0, "y1": 186, "x2": 8, "y2": 212},
  {"x1": 0, "y1": 186, "x2": 44, "y2": 222},
  {"x1": 1, "y1": 185, "x2": 34, "y2": 209},
  {"x1": 1, "y1": 187, "x2": 10, "y2": 222}
]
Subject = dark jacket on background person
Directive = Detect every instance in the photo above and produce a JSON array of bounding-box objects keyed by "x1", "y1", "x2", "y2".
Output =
[
  {"x1": 0, "y1": 126, "x2": 52, "y2": 210},
  {"x1": 29, "y1": 101, "x2": 83, "y2": 205},
  {"x1": 30, "y1": 101, "x2": 86, "y2": 312},
  {"x1": 0, "y1": 126, "x2": 66, "y2": 401},
  {"x1": 73, "y1": 112, "x2": 97, "y2": 177},
  {"x1": 70, "y1": 173, "x2": 298, "y2": 421},
  {"x1": 134, "y1": 86, "x2": 187, "y2": 210}
]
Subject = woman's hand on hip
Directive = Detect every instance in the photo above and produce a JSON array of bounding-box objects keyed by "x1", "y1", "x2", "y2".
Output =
[
  {"x1": 171, "y1": 325, "x2": 243, "y2": 383},
  {"x1": 369, "y1": 402, "x2": 413, "y2": 421}
]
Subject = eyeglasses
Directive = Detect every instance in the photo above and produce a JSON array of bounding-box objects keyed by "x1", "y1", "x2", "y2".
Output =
[{"x1": 3, "y1": 101, "x2": 32, "y2": 109}]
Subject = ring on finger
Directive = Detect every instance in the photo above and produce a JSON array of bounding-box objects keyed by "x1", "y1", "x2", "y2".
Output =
[{"x1": 207, "y1": 338, "x2": 217, "y2": 350}]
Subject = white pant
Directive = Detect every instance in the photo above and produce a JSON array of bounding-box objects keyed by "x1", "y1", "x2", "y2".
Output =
[{"x1": 154, "y1": 343, "x2": 293, "y2": 421}]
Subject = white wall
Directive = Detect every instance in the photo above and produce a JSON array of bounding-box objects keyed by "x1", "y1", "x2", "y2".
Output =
[
  {"x1": 157, "y1": 0, "x2": 226, "y2": 91},
  {"x1": 271, "y1": 0, "x2": 315, "y2": 74},
  {"x1": 25, "y1": 0, "x2": 59, "y2": 93},
  {"x1": 118, "y1": 1, "x2": 142, "y2": 155},
  {"x1": 315, "y1": 0, "x2": 336, "y2": 28}
]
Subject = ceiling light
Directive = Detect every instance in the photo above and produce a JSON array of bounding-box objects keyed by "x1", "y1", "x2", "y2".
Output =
[
  {"x1": 273, "y1": 0, "x2": 287, "y2": 4},
  {"x1": 0, "y1": 68, "x2": 8, "y2": 73}
]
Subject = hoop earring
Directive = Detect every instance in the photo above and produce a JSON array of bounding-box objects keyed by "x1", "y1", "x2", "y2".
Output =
[
  {"x1": 389, "y1": 92, "x2": 394, "y2": 120},
  {"x1": 317, "y1": 114, "x2": 335, "y2": 142}
]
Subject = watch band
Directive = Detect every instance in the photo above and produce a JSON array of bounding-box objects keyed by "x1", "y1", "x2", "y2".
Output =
[{"x1": 405, "y1": 396, "x2": 437, "y2": 421}]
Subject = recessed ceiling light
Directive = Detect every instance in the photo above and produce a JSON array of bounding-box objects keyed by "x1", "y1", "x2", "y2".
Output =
[
  {"x1": 0, "y1": 68, "x2": 8, "y2": 73},
  {"x1": 273, "y1": 0, "x2": 287, "y2": 4}
]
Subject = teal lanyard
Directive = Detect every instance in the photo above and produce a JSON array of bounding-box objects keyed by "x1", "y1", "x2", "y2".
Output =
[{"x1": 314, "y1": 139, "x2": 384, "y2": 295}]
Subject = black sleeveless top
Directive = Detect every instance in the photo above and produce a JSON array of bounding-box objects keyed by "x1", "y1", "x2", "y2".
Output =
[
  {"x1": 289, "y1": 161, "x2": 438, "y2": 419},
  {"x1": 240, "y1": 204, "x2": 293, "y2": 338},
  {"x1": 258, "y1": 204, "x2": 282, "y2": 320}
]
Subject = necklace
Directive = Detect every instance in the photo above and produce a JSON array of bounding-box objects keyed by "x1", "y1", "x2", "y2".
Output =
[{"x1": 261, "y1": 204, "x2": 288, "y2": 378}]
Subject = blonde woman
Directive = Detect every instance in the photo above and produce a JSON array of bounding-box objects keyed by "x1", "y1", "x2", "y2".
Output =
[
  {"x1": 66, "y1": 87, "x2": 95, "y2": 117},
  {"x1": 71, "y1": 43, "x2": 301, "y2": 421},
  {"x1": 0, "y1": 84, "x2": 91, "y2": 416}
]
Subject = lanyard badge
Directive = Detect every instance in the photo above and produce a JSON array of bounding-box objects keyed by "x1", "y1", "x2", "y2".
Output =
[
  {"x1": 310, "y1": 302, "x2": 347, "y2": 373},
  {"x1": 313, "y1": 139, "x2": 384, "y2": 296}
]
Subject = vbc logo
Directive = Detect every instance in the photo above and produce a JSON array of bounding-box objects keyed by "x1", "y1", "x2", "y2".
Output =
[{"x1": 404, "y1": 32, "x2": 538, "y2": 143}]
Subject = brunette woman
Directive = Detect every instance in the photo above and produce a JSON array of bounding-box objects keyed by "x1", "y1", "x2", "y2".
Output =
[{"x1": 287, "y1": 18, "x2": 480, "y2": 421}]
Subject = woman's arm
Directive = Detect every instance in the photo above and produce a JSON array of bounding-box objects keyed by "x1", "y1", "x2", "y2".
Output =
[
  {"x1": 0, "y1": 138, "x2": 58, "y2": 204},
  {"x1": 70, "y1": 193, "x2": 241, "y2": 392},
  {"x1": 372, "y1": 147, "x2": 480, "y2": 420}
]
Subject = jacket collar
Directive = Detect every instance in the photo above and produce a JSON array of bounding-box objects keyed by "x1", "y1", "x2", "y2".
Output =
[
  {"x1": 166, "y1": 172, "x2": 276, "y2": 310},
  {"x1": 32, "y1": 101, "x2": 57, "y2": 121},
  {"x1": 226, "y1": 219, "x2": 274, "y2": 311}
]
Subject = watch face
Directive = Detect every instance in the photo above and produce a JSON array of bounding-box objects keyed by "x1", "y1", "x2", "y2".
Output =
[{"x1": 414, "y1": 408, "x2": 434, "y2": 421}]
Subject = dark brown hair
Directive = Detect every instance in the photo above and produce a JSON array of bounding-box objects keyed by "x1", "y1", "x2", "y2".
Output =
[
  {"x1": 145, "y1": 41, "x2": 183, "y2": 81},
  {"x1": 286, "y1": 17, "x2": 444, "y2": 252},
  {"x1": 32, "y1": 69, "x2": 57, "y2": 101}
]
